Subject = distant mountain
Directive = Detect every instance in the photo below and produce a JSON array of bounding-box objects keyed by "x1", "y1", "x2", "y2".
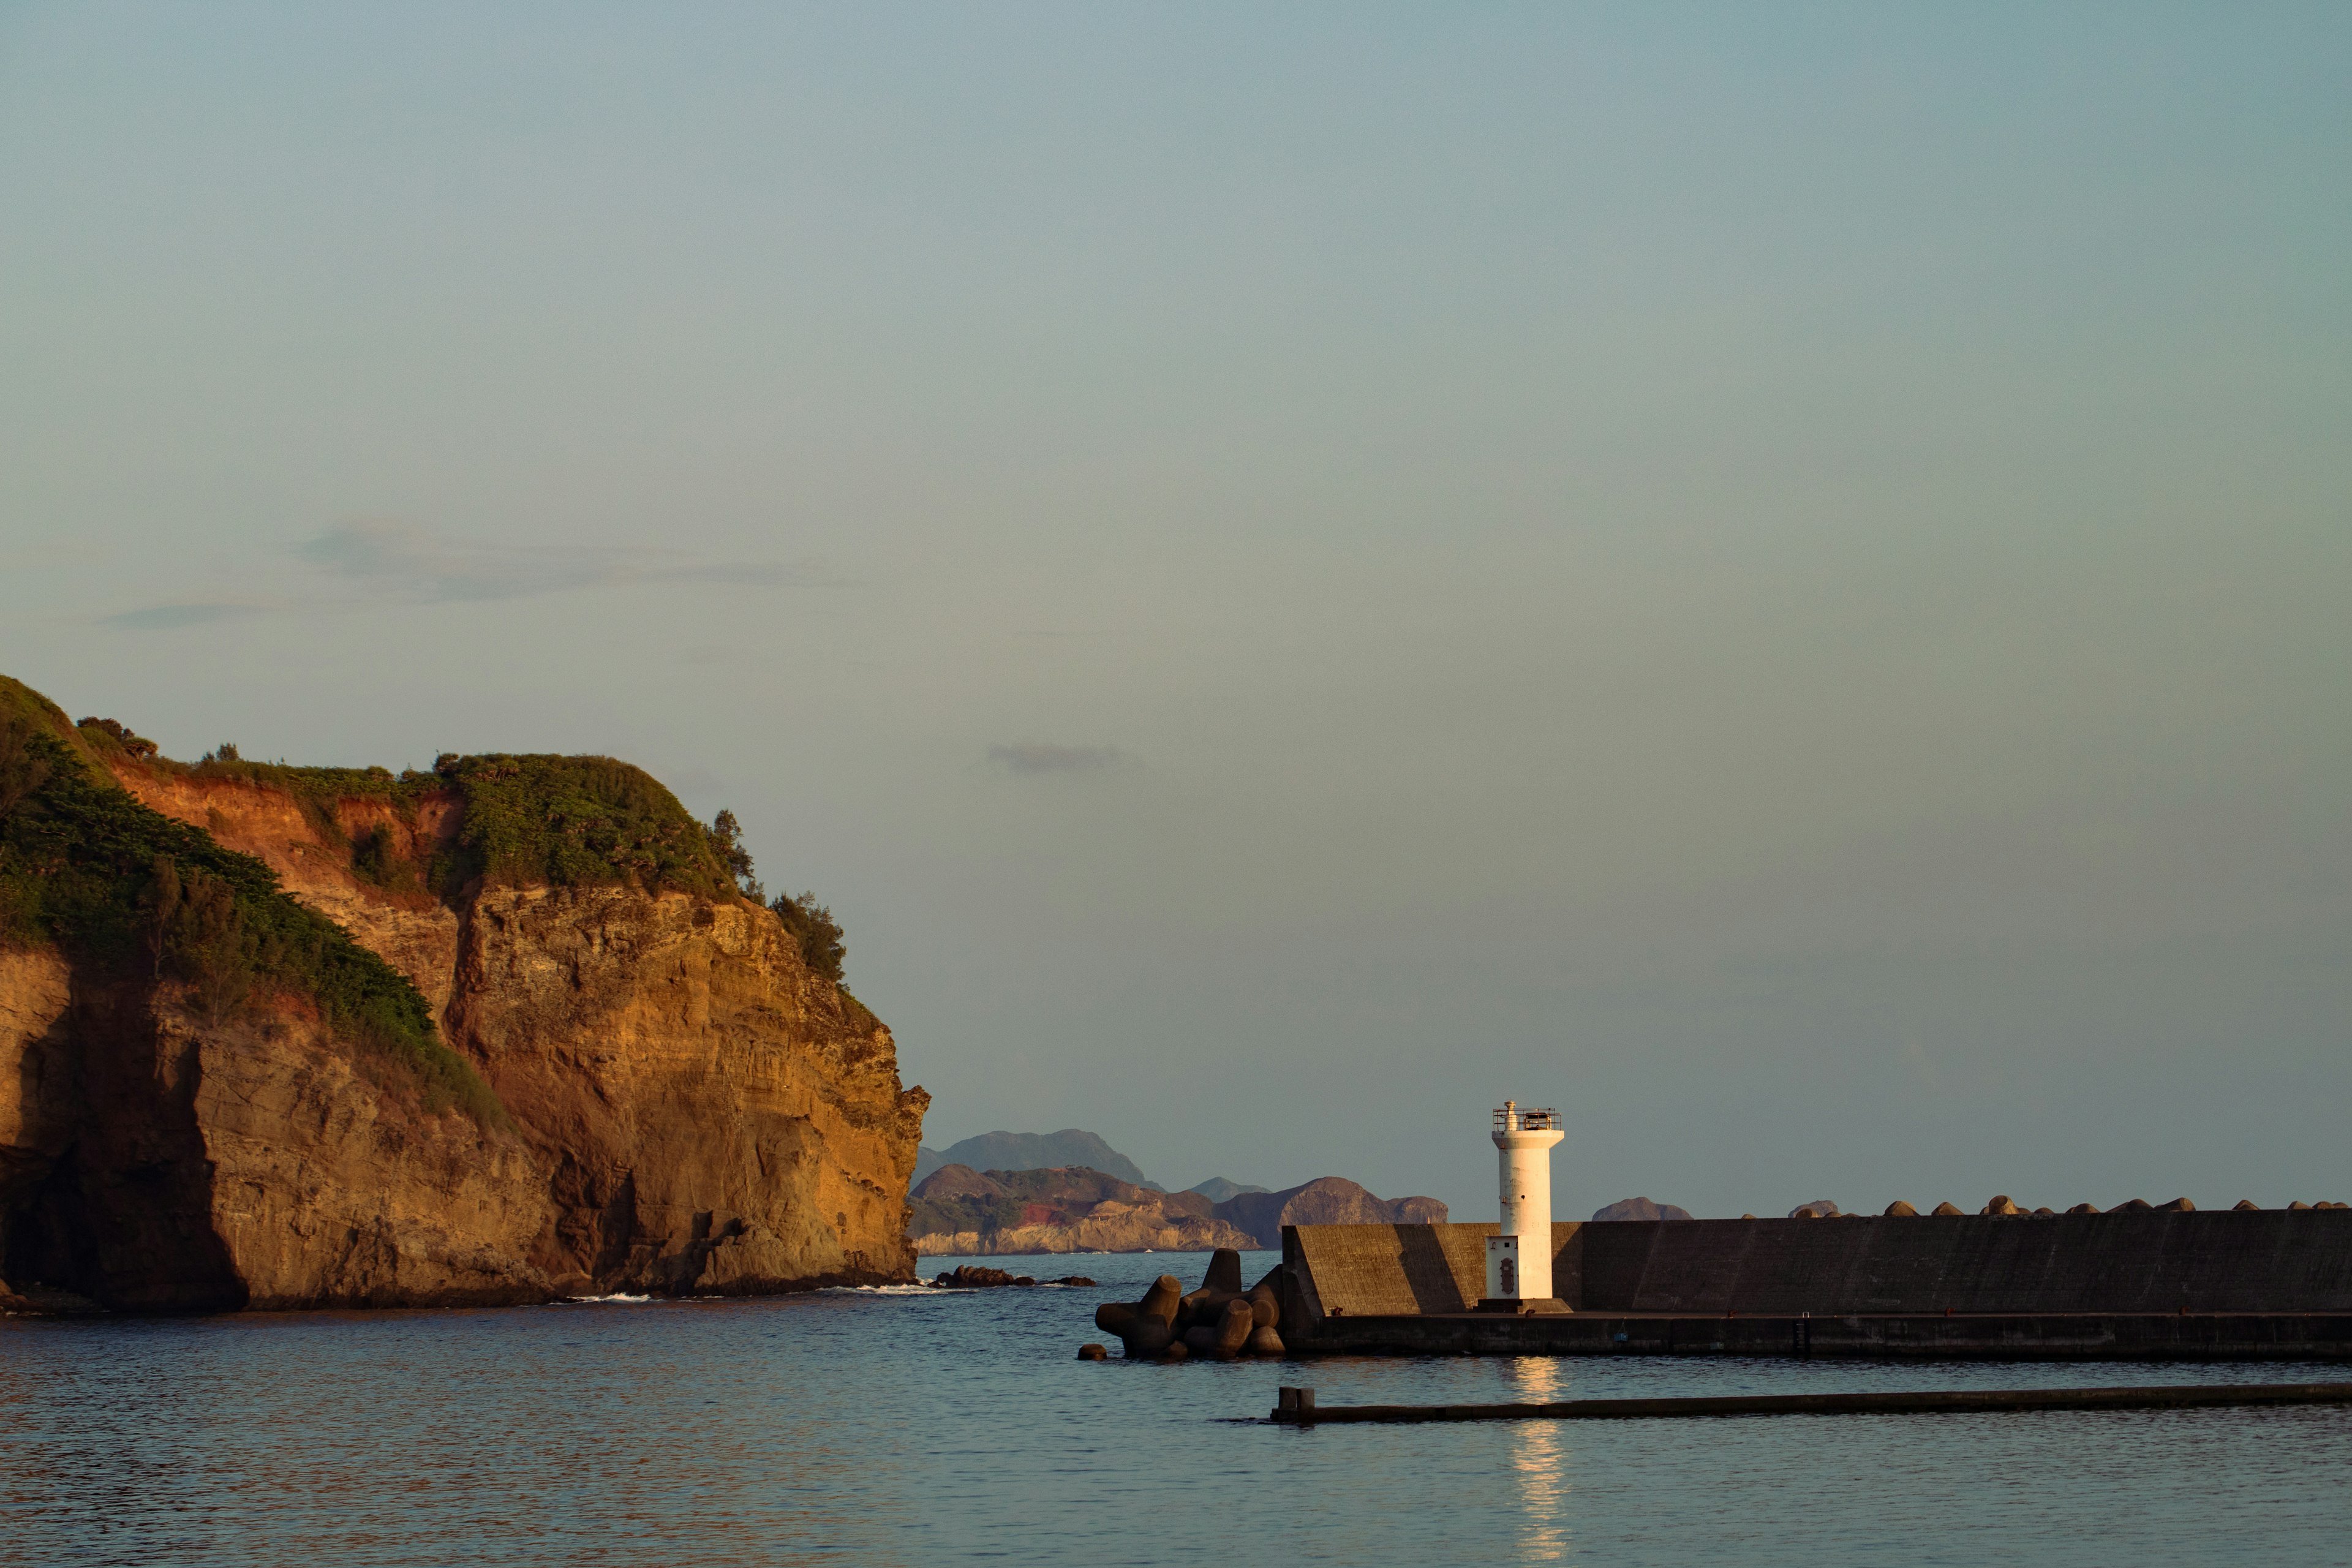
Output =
[
  {"x1": 1212, "y1": 1178, "x2": 1447, "y2": 1248},
  {"x1": 1186, "y1": 1177, "x2": 1268, "y2": 1203},
  {"x1": 910, "y1": 1130, "x2": 1159, "y2": 1191},
  {"x1": 1592, "y1": 1197, "x2": 1694, "y2": 1222},
  {"x1": 906, "y1": 1165, "x2": 1253, "y2": 1256}
]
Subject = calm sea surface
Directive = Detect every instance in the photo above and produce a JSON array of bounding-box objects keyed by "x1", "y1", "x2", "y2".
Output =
[{"x1": 4, "y1": 1250, "x2": 2347, "y2": 1566}]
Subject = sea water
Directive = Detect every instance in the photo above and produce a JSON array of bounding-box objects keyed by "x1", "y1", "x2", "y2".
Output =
[{"x1": 3, "y1": 1250, "x2": 2346, "y2": 1566}]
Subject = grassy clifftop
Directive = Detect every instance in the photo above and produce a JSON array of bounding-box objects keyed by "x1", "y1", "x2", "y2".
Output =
[
  {"x1": 110, "y1": 742, "x2": 735, "y2": 903},
  {"x1": 0, "y1": 676, "x2": 501, "y2": 1122},
  {"x1": 0, "y1": 674, "x2": 793, "y2": 1128}
]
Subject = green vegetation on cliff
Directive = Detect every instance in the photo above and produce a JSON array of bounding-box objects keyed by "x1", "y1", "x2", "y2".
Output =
[
  {"x1": 126, "y1": 741, "x2": 738, "y2": 903},
  {"x1": 440, "y1": 752, "x2": 731, "y2": 897},
  {"x1": 1, "y1": 675, "x2": 861, "y2": 1068},
  {"x1": 0, "y1": 677, "x2": 503, "y2": 1124}
]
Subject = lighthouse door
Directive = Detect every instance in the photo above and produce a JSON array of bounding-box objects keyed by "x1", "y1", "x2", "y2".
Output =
[{"x1": 1499, "y1": 1256, "x2": 1517, "y2": 1296}]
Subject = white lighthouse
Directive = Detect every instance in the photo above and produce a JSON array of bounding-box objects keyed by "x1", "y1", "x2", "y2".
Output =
[{"x1": 1483, "y1": 1100, "x2": 1569, "y2": 1313}]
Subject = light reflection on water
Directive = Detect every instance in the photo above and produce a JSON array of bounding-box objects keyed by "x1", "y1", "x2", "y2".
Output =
[
  {"x1": 2, "y1": 1251, "x2": 2347, "y2": 1566},
  {"x1": 1507, "y1": 1358, "x2": 1573, "y2": 1562}
]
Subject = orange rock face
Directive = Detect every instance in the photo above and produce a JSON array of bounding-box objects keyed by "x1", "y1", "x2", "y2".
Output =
[
  {"x1": 449, "y1": 884, "x2": 923, "y2": 1295},
  {"x1": 0, "y1": 763, "x2": 926, "y2": 1312}
]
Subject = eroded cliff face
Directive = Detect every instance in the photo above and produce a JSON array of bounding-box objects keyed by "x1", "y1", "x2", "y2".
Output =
[
  {"x1": 0, "y1": 760, "x2": 926, "y2": 1313},
  {"x1": 450, "y1": 885, "x2": 921, "y2": 1294},
  {"x1": 109, "y1": 767, "x2": 463, "y2": 1014}
]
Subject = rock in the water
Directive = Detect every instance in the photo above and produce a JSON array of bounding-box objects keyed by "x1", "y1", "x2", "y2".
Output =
[
  {"x1": 1591, "y1": 1197, "x2": 1694, "y2": 1222},
  {"x1": 1931, "y1": 1202, "x2": 1964, "y2": 1216},
  {"x1": 1052, "y1": 1276, "x2": 1097, "y2": 1287},
  {"x1": 1883, "y1": 1201, "x2": 1919, "y2": 1217},
  {"x1": 1245, "y1": 1324, "x2": 1285, "y2": 1357},
  {"x1": 1077, "y1": 1343, "x2": 1107, "y2": 1360},
  {"x1": 932, "y1": 1265, "x2": 1028, "y2": 1289}
]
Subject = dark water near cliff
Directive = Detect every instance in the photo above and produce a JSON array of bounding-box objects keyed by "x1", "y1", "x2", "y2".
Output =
[{"x1": 4, "y1": 1251, "x2": 2347, "y2": 1567}]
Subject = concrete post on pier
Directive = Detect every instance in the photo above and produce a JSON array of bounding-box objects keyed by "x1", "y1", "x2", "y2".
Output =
[{"x1": 1481, "y1": 1100, "x2": 1570, "y2": 1314}]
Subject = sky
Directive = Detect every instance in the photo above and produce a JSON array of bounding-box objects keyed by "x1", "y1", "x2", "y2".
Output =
[{"x1": 2, "y1": 3, "x2": 2346, "y2": 1220}]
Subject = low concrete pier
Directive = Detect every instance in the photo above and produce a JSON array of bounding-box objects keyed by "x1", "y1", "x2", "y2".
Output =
[{"x1": 1267, "y1": 1381, "x2": 2352, "y2": 1423}]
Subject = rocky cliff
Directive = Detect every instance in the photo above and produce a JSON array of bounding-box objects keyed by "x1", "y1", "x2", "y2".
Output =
[
  {"x1": 907, "y1": 1164, "x2": 1258, "y2": 1256},
  {"x1": 0, "y1": 678, "x2": 927, "y2": 1312},
  {"x1": 1211, "y1": 1177, "x2": 1447, "y2": 1247}
]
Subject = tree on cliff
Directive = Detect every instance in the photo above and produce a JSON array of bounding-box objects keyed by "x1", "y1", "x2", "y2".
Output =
[
  {"x1": 772, "y1": 891, "x2": 846, "y2": 984},
  {"x1": 704, "y1": 809, "x2": 847, "y2": 984},
  {"x1": 707, "y1": 809, "x2": 763, "y2": 902}
]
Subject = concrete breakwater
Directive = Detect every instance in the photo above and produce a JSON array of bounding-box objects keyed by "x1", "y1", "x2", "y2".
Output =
[{"x1": 1272, "y1": 1209, "x2": 2352, "y2": 1360}]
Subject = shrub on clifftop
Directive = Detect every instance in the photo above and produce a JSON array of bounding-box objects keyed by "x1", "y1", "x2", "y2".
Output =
[{"x1": 441, "y1": 753, "x2": 733, "y2": 896}]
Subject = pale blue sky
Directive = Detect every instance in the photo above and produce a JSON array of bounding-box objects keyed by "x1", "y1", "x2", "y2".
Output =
[{"x1": 3, "y1": 4, "x2": 2346, "y2": 1216}]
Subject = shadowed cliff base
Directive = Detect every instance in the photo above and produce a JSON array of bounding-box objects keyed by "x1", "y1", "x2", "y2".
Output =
[{"x1": 0, "y1": 676, "x2": 926, "y2": 1313}]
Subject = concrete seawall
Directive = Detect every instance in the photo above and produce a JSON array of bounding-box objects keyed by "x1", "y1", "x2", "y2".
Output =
[{"x1": 1280, "y1": 1212, "x2": 2352, "y2": 1359}]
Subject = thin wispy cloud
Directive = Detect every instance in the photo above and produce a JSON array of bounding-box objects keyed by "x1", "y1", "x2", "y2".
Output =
[
  {"x1": 987, "y1": 742, "x2": 1125, "y2": 775},
  {"x1": 294, "y1": 520, "x2": 810, "y2": 603},
  {"x1": 101, "y1": 521, "x2": 818, "y2": 628},
  {"x1": 101, "y1": 598, "x2": 288, "y2": 630}
]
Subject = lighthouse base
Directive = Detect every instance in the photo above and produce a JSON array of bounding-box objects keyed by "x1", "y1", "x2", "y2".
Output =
[{"x1": 1475, "y1": 1297, "x2": 1573, "y2": 1315}]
